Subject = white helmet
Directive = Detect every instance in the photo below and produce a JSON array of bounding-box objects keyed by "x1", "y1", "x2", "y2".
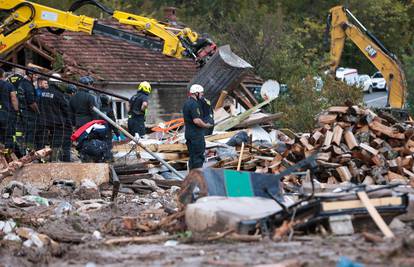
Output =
[
  {"x1": 189, "y1": 84, "x2": 204, "y2": 94},
  {"x1": 49, "y1": 73, "x2": 62, "y2": 82}
]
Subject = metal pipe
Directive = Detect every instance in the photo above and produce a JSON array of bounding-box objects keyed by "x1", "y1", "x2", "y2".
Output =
[
  {"x1": 92, "y1": 106, "x2": 185, "y2": 179},
  {"x1": 0, "y1": 59, "x2": 129, "y2": 101}
]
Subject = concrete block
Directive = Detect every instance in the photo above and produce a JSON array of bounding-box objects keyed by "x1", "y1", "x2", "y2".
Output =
[{"x1": 1, "y1": 163, "x2": 110, "y2": 190}]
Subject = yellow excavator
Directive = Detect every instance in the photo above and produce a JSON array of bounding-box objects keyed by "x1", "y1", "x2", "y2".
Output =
[
  {"x1": 0, "y1": 0, "x2": 216, "y2": 65},
  {"x1": 328, "y1": 5, "x2": 407, "y2": 109}
]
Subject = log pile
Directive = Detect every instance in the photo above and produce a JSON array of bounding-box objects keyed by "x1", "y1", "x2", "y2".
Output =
[{"x1": 219, "y1": 105, "x2": 414, "y2": 186}]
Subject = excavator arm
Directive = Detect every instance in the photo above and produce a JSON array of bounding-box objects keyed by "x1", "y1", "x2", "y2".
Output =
[
  {"x1": 328, "y1": 5, "x2": 407, "y2": 108},
  {"x1": 0, "y1": 0, "x2": 216, "y2": 64}
]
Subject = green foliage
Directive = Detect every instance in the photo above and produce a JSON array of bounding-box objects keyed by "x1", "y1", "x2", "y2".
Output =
[
  {"x1": 273, "y1": 76, "x2": 363, "y2": 132},
  {"x1": 29, "y1": 0, "x2": 414, "y2": 118},
  {"x1": 52, "y1": 53, "x2": 64, "y2": 72}
]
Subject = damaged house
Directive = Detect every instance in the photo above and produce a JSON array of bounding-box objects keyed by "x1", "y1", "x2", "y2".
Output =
[{"x1": 6, "y1": 14, "x2": 262, "y2": 125}]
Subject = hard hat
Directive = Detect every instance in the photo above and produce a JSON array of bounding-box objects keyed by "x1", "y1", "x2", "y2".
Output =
[
  {"x1": 138, "y1": 81, "x2": 152, "y2": 94},
  {"x1": 49, "y1": 73, "x2": 62, "y2": 82},
  {"x1": 79, "y1": 76, "x2": 94, "y2": 85},
  {"x1": 67, "y1": 84, "x2": 77, "y2": 94},
  {"x1": 189, "y1": 84, "x2": 204, "y2": 94}
]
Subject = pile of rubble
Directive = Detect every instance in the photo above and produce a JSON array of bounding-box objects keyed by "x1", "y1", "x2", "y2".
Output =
[{"x1": 206, "y1": 105, "x2": 414, "y2": 189}]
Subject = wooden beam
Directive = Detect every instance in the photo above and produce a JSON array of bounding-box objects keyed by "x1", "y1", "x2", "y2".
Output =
[
  {"x1": 336, "y1": 166, "x2": 352, "y2": 181},
  {"x1": 239, "y1": 83, "x2": 259, "y2": 106},
  {"x1": 332, "y1": 125, "x2": 343, "y2": 146},
  {"x1": 369, "y1": 121, "x2": 405, "y2": 139},
  {"x1": 356, "y1": 191, "x2": 395, "y2": 239},
  {"x1": 323, "y1": 131, "x2": 334, "y2": 147},
  {"x1": 322, "y1": 196, "x2": 402, "y2": 211},
  {"x1": 344, "y1": 130, "x2": 358, "y2": 150},
  {"x1": 214, "y1": 90, "x2": 228, "y2": 110},
  {"x1": 318, "y1": 114, "x2": 337, "y2": 124},
  {"x1": 360, "y1": 143, "x2": 379, "y2": 155},
  {"x1": 328, "y1": 106, "x2": 349, "y2": 113}
]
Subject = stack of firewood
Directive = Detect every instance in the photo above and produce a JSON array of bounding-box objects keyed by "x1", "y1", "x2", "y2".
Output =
[
  {"x1": 283, "y1": 105, "x2": 414, "y2": 185},
  {"x1": 217, "y1": 105, "x2": 414, "y2": 186}
]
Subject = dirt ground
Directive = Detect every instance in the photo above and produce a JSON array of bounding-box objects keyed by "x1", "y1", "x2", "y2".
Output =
[
  {"x1": 1, "y1": 185, "x2": 414, "y2": 267},
  {"x1": 2, "y1": 229, "x2": 414, "y2": 267}
]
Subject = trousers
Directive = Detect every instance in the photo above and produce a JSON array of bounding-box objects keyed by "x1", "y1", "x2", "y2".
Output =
[
  {"x1": 128, "y1": 116, "x2": 145, "y2": 137},
  {"x1": 186, "y1": 136, "x2": 206, "y2": 170}
]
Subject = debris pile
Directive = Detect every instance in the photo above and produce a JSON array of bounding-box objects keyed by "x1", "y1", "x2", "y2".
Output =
[{"x1": 206, "y1": 105, "x2": 414, "y2": 189}]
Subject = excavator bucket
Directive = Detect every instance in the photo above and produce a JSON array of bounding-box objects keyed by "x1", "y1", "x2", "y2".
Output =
[{"x1": 191, "y1": 45, "x2": 252, "y2": 108}]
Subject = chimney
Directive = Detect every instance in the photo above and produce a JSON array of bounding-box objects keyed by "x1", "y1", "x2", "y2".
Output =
[{"x1": 164, "y1": 7, "x2": 177, "y2": 25}]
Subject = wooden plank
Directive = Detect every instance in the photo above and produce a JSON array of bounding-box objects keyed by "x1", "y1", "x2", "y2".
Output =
[
  {"x1": 369, "y1": 121, "x2": 405, "y2": 139},
  {"x1": 214, "y1": 90, "x2": 228, "y2": 110},
  {"x1": 311, "y1": 131, "x2": 323, "y2": 144},
  {"x1": 323, "y1": 131, "x2": 334, "y2": 147},
  {"x1": 344, "y1": 130, "x2": 359, "y2": 150},
  {"x1": 403, "y1": 168, "x2": 414, "y2": 178},
  {"x1": 360, "y1": 143, "x2": 379, "y2": 155},
  {"x1": 332, "y1": 125, "x2": 343, "y2": 146},
  {"x1": 328, "y1": 106, "x2": 349, "y2": 113},
  {"x1": 232, "y1": 89, "x2": 254, "y2": 109},
  {"x1": 387, "y1": 171, "x2": 407, "y2": 182},
  {"x1": 239, "y1": 83, "x2": 259, "y2": 106},
  {"x1": 214, "y1": 108, "x2": 231, "y2": 124},
  {"x1": 318, "y1": 114, "x2": 337, "y2": 124},
  {"x1": 317, "y1": 152, "x2": 331, "y2": 162},
  {"x1": 322, "y1": 196, "x2": 402, "y2": 211},
  {"x1": 234, "y1": 113, "x2": 283, "y2": 129},
  {"x1": 215, "y1": 98, "x2": 275, "y2": 131},
  {"x1": 300, "y1": 137, "x2": 314, "y2": 151},
  {"x1": 206, "y1": 131, "x2": 239, "y2": 142},
  {"x1": 336, "y1": 166, "x2": 352, "y2": 181},
  {"x1": 237, "y1": 142, "x2": 245, "y2": 171},
  {"x1": 356, "y1": 191, "x2": 395, "y2": 238}
]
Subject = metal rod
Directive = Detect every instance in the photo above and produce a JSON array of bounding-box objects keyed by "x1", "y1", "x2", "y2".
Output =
[
  {"x1": 344, "y1": 8, "x2": 367, "y2": 32},
  {"x1": 0, "y1": 59, "x2": 129, "y2": 101},
  {"x1": 92, "y1": 107, "x2": 185, "y2": 179}
]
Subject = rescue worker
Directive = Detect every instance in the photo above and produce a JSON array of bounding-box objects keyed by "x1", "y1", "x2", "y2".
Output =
[
  {"x1": 198, "y1": 93, "x2": 214, "y2": 136},
  {"x1": 0, "y1": 68, "x2": 19, "y2": 151},
  {"x1": 34, "y1": 77, "x2": 48, "y2": 150},
  {"x1": 49, "y1": 74, "x2": 72, "y2": 162},
  {"x1": 128, "y1": 81, "x2": 151, "y2": 138},
  {"x1": 69, "y1": 76, "x2": 99, "y2": 129},
  {"x1": 37, "y1": 76, "x2": 71, "y2": 162},
  {"x1": 100, "y1": 94, "x2": 120, "y2": 160},
  {"x1": 7, "y1": 68, "x2": 39, "y2": 153},
  {"x1": 182, "y1": 84, "x2": 213, "y2": 170}
]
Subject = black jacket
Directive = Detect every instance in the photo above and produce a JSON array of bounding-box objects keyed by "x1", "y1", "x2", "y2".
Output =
[
  {"x1": 38, "y1": 85, "x2": 71, "y2": 126},
  {"x1": 69, "y1": 89, "x2": 98, "y2": 128}
]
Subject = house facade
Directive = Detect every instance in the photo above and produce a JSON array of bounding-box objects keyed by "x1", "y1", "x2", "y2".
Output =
[{"x1": 5, "y1": 20, "x2": 262, "y2": 125}]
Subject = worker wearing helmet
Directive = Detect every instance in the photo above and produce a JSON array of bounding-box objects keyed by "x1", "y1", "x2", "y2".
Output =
[
  {"x1": 128, "y1": 81, "x2": 151, "y2": 137},
  {"x1": 7, "y1": 67, "x2": 40, "y2": 154},
  {"x1": 182, "y1": 84, "x2": 213, "y2": 170},
  {"x1": 69, "y1": 76, "x2": 99, "y2": 128}
]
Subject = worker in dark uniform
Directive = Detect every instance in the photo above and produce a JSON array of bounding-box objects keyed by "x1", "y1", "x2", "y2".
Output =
[
  {"x1": 38, "y1": 76, "x2": 71, "y2": 162},
  {"x1": 128, "y1": 81, "x2": 151, "y2": 138},
  {"x1": 34, "y1": 77, "x2": 49, "y2": 150},
  {"x1": 7, "y1": 68, "x2": 39, "y2": 153},
  {"x1": 0, "y1": 68, "x2": 19, "y2": 152},
  {"x1": 69, "y1": 76, "x2": 99, "y2": 129},
  {"x1": 49, "y1": 74, "x2": 73, "y2": 162},
  {"x1": 100, "y1": 94, "x2": 120, "y2": 158},
  {"x1": 198, "y1": 93, "x2": 214, "y2": 136},
  {"x1": 182, "y1": 84, "x2": 213, "y2": 170}
]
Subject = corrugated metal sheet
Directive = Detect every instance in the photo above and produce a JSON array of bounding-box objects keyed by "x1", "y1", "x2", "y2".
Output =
[{"x1": 189, "y1": 45, "x2": 252, "y2": 107}]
